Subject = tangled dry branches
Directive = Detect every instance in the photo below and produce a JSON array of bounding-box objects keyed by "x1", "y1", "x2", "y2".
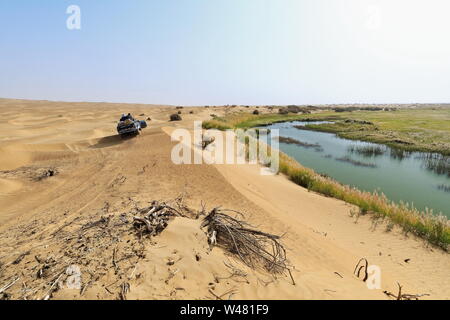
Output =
[
  {"x1": 132, "y1": 196, "x2": 197, "y2": 237},
  {"x1": 201, "y1": 208, "x2": 289, "y2": 275},
  {"x1": 132, "y1": 201, "x2": 182, "y2": 236},
  {"x1": 0, "y1": 196, "x2": 293, "y2": 300}
]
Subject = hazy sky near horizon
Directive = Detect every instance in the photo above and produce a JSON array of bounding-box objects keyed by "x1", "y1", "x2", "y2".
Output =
[{"x1": 1, "y1": 0, "x2": 449, "y2": 105}]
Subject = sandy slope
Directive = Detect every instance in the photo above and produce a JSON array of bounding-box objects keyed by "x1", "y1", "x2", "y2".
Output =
[{"x1": 0, "y1": 99, "x2": 448, "y2": 300}]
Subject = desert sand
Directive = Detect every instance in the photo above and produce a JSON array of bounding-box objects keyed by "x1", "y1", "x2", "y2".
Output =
[{"x1": 0, "y1": 98, "x2": 448, "y2": 300}]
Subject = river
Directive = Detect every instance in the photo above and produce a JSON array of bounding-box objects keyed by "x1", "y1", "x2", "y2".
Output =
[{"x1": 263, "y1": 121, "x2": 450, "y2": 217}]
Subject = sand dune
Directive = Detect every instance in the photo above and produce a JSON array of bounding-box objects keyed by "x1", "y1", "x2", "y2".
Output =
[{"x1": 0, "y1": 99, "x2": 448, "y2": 300}]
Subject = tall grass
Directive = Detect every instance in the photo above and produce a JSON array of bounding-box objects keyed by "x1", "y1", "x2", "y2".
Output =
[
  {"x1": 437, "y1": 184, "x2": 450, "y2": 193},
  {"x1": 335, "y1": 156, "x2": 377, "y2": 168},
  {"x1": 348, "y1": 145, "x2": 386, "y2": 157},
  {"x1": 420, "y1": 154, "x2": 450, "y2": 177},
  {"x1": 203, "y1": 117, "x2": 450, "y2": 251},
  {"x1": 279, "y1": 136, "x2": 322, "y2": 149}
]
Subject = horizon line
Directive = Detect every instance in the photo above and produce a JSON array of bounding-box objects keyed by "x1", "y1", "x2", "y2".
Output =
[{"x1": 1, "y1": 96, "x2": 449, "y2": 108}]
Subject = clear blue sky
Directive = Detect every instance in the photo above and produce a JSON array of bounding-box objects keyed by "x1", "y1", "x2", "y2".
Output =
[{"x1": 1, "y1": 0, "x2": 449, "y2": 105}]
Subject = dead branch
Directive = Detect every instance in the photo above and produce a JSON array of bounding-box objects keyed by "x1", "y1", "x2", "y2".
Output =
[
  {"x1": 208, "y1": 289, "x2": 222, "y2": 300},
  {"x1": 112, "y1": 246, "x2": 119, "y2": 273},
  {"x1": 0, "y1": 276, "x2": 20, "y2": 294},
  {"x1": 13, "y1": 251, "x2": 30, "y2": 265},
  {"x1": 80, "y1": 280, "x2": 93, "y2": 296},
  {"x1": 383, "y1": 282, "x2": 430, "y2": 300},
  {"x1": 396, "y1": 282, "x2": 402, "y2": 300},
  {"x1": 201, "y1": 208, "x2": 289, "y2": 275},
  {"x1": 81, "y1": 215, "x2": 112, "y2": 231},
  {"x1": 132, "y1": 201, "x2": 187, "y2": 236},
  {"x1": 119, "y1": 282, "x2": 130, "y2": 300},
  {"x1": 133, "y1": 216, "x2": 153, "y2": 233},
  {"x1": 42, "y1": 272, "x2": 64, "y2": 300},
  {"x1": 51, "y1": 217, "x2": 80, "y2": 237},
  {"x1": 218, "y1": 288, "x2": 237, "y2": 299},
  {"x1": 288, "y1": 269, "x2": 296, "y2": 285},
  {"x1": 353, "y1": 258, "x2": 369, "y2": 282}
]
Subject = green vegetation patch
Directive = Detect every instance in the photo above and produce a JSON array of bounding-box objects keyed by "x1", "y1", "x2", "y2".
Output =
[{"x1": 205, "y1": 107, "x2": 450, "y2": 155}]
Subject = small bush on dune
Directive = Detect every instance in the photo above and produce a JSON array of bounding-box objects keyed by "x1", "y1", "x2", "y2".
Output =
[{"x1": 170, "y1": 113, "x2": 182, "y2": 121}]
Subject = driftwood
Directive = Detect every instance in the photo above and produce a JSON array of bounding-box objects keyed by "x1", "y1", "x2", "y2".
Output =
[{"x1": 201, "y1": 208, "x2": 289, "y2": 275}]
